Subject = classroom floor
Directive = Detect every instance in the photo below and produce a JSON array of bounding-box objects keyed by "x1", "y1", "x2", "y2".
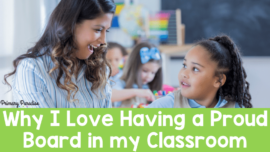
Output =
[{"x1": 0, "y1": 57, "x2": 269, "y2": 108}]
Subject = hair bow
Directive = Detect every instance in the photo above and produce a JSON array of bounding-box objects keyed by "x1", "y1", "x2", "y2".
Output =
[{"x1": 140, "y1": 47, "x2": 161, "y2": 64}]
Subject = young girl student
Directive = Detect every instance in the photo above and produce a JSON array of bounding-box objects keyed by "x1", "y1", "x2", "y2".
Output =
[
  {"x1": 3, "y1": 0, "x2": 116, "y2": 108},
  {"x1": 112, "y1": 42, "x2": 163, "y2": 107},
  {"x1": 147, "y1": 35, "x2": 252, "y2": 108},
  {"x1": 106, "y1": 42, "x2": 128, "y2": 84}
]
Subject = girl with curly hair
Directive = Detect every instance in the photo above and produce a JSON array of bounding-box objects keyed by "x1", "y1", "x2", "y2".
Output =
[
  {"x1": 147, "y1": 35, "x2": 252, "y2": 108},
  {"x1": 4, "y1": 0, "x2": 116, "y2": 108}
]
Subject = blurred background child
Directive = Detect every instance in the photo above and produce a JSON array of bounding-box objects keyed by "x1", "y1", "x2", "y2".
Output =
[
  {"x1": 112, "y1": 42, "x2": 163, "y2": 107},
  {"x1": 106, "y1": 42, "x2": 128, "y2": 84}
]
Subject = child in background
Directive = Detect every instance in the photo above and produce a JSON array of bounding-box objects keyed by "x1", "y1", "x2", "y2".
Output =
[
  {"x1": 147, "y1": 35, "x2": 252, "y2": 108},
  {"x1": 106, "y1": 42, "x2": 128, "y2": 83},
  {"x1": 112, "y1": 42, "x2": 163, "y2": 107}
]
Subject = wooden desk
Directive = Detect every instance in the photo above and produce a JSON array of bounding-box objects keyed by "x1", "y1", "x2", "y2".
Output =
[{"x1": 159, "y1": 44, "x2": 194, "y2": 55}]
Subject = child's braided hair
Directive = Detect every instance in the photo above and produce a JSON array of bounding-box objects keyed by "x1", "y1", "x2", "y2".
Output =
[{"x1": 196, "y1": 35, "x2": 252, "y2": 108}]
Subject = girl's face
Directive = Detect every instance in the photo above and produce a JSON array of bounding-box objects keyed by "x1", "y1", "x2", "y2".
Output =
[
  {"x1": 178, "y1": 45, "x2": 221, "y2": 100},
  {"x1": 106, "y1": 47, "x2": 123, "y2": 76},
  {"x1": 74, "y1": 13, "x2": 113, "y2": 59},
  {"x1": 141, "y1": 62, "x2": 160, "y2": 85}
]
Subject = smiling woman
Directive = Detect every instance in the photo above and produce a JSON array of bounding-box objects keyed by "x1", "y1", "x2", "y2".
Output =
[
  {"x1": 74, "y1": 14, "x2": 113, "y2": 59},
  {"x1": 3, "y1": 0, "x2": 116, "y2": 108}
]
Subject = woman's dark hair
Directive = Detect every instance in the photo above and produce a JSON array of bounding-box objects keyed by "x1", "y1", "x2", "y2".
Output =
[
  {"x1": 196, "y1": 35, "x2": 252, "y2": 108},
  {"x1": 4, "y1": 0, "x2": 116, "y2": 101},
  {"x1": 121, "y1": 42, "x2": 163, "y2": 91},
  {"x1": 107, "y1": 42, "x2": 128, "y2": 56}
]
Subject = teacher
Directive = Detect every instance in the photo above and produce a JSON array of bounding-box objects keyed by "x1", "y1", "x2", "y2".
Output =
[{"x1": 4, "y1": 0, "x2": 116, "y2": 108}]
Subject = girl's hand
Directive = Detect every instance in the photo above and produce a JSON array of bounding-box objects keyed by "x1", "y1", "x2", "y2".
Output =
[{"x1": 135, "y1": 89, "x2": 155, "y2": 101}]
